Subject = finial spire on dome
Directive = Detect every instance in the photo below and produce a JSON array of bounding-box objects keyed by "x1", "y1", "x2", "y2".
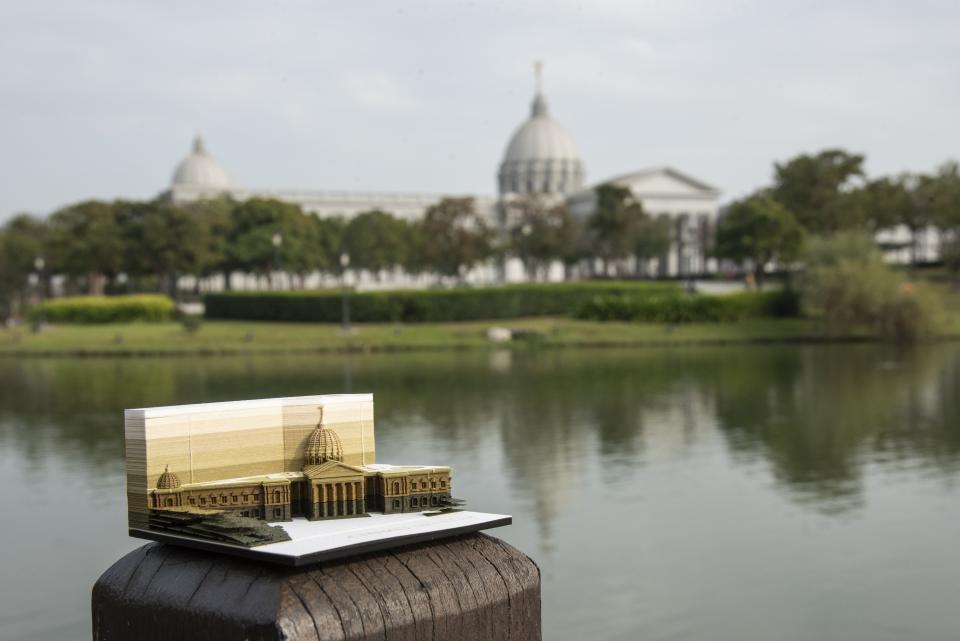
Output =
[
  {"x1": 530, "y1": 61, "x2": 548, "y2": 117},
  {"x1": 192, "y1": 132, "x2": 206, "y2": 154}
]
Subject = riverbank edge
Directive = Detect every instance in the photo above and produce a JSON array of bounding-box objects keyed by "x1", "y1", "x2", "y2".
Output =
[{"x1": 2, "y1": 318, "x2": 957, "y2": 357}]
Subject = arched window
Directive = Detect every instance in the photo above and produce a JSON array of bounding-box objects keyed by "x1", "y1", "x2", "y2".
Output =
[
  {"x1": 273, "y1": 490, "x2": 281, "y2": 503},
  {"x1": 165, "y1": 498, "x2": 173, "y2": 507},
  {"x1": 393, "y1": 482, "x2": 400, "y2": 495}
]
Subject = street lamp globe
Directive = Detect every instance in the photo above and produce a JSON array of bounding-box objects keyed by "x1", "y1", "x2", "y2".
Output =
[
  {"x1": 34, "y1": 256, "x2": 45, "y2": 271},
  {"x1": 271, "y1": 233, "x2": 283, "y2": 248},
  {"x1": 339, "y1": 253, "x2": 351, "y2": 269}
]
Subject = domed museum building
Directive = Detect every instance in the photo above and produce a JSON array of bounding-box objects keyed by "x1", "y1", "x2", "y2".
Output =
[{"x1": 162, "y1": 69, "x2": 722, "y2": 279}]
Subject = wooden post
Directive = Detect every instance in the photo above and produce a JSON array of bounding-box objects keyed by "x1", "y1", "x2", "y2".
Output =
[{"x1": 92, "y1": 533, "x2": 540, "y2": 641}]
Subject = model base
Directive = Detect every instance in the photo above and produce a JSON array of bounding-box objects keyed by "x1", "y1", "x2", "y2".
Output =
[{"x1": 130, "y1": 509, "x2": 512, "y2": 566}]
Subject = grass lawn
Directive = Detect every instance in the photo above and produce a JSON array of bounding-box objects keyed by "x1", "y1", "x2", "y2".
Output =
[{"x1": 0, "y1": 316, "x2": 919, "y2": 357}]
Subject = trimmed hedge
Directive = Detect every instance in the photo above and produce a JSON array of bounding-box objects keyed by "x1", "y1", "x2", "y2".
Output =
[
  {"x1": 574, "y1": 290, "x2": 800, "y2": 323},
  {"x1": 204, "y1": 282, "x2": 680, "y2": 323},
  {"x1": 31, "y1": 294, "x2": 175, "y2": 324}
]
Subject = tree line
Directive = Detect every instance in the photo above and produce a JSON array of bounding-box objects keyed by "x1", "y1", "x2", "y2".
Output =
[
  {"x1": 4, "y1": 147, "x2": 960, "y2": 317},
  {"x1": 0, "y1": 196, "x2": 499, "y2": 312},
  {"x1": 714, "y1": 149, "x2": 960, "y2": 284},
  {"x1": 0, "y1": 185, "x2": 661, "y2": 315}
]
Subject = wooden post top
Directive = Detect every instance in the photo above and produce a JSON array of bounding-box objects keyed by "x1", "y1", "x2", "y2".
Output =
[{"x1": 92, "y1": 533, "x2": 540, "y2": 641}]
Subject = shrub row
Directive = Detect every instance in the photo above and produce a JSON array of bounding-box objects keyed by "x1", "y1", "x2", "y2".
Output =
[
  {"x1": 574, "y1": 290, "x2": 800, "y2": 323},
  {"x1": 204, "y1": 282, "x2": 679, "y2": 323},
  {"x1": 31, "y1": 294, "x2": 175, "y2": 324}
]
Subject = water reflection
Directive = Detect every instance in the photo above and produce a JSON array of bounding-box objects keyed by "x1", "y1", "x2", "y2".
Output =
[
  {"x1": 709, "y1": 346, "x2": 960, "y2": 509},
  {"x1": 2, "y1": 346, "x2": 960, "y2": 516},
  {"x1": 2, "y1": 344, "x2": 960, "y2": 640}
]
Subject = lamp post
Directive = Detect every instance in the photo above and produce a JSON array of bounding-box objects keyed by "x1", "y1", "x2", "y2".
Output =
[
  {"x1": 271, "y1": 232, "x2": 283, "y2": 290},
  {"x1": 521, "y1": 224, "x2": 533, "y2": 281},
  {"x1": 339, "y1": 252, "x2": 351, "y2": 333}
]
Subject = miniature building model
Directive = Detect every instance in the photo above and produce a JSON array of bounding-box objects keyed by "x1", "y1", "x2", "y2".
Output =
[{"x1": 127, "y1": 395, "x2": 452, "y2": 530}]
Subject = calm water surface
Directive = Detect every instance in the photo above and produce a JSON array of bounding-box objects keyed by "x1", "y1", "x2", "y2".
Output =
[{"x1": 1, "y1": 344, "x2": 959, "y2": 640}]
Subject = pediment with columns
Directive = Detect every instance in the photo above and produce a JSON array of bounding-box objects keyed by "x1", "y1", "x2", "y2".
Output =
[
  {"x1": 302, "y1": 460, "x2": 365, "y2": 480},
  {"x1": 606, "y1": 166, "x2": 721, "y2": 198}
]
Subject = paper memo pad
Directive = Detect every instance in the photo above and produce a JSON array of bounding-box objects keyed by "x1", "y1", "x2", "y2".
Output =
[
  {"x1": 126, "y1": 394, "x2": 375, "y2": 513},
  {"x1": 124, "y1": 393, "x2": 509, "y2": 564}
]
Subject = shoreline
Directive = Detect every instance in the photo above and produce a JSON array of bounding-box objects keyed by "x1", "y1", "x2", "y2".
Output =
[{"x1": 2, "y1": 318, "x2": 955, "y2": 358}]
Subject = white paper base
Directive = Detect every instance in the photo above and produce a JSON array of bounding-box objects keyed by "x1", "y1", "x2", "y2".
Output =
[{"x1": 131, "y1": 510, "x2": 511, "y2": 566}]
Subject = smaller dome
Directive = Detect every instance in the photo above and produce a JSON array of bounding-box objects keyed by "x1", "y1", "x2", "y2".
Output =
[
  {"x1": 171, "y1": 134, "x2": 231, "y2": 189},
  {"x1": 304, "y1": 408, "x2": 343, "y2": 466},
  {"x1": 156, "y1": 465, "x2": 181, "y2": 490}
]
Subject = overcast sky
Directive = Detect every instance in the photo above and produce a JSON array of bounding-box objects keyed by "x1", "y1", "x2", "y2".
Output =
[{"x1": 2, "y1": 0, "x2": 958, "y2": 220}]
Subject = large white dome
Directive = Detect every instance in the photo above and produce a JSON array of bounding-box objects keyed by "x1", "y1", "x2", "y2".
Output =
[
  {"x1": 171, "y1": 135, "x2": 231, "y2": 189},
  {"x1": 498, "y1": 91, "x2": 584, "y2": 196}
]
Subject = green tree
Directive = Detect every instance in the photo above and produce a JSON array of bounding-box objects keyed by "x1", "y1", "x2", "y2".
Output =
[
  {"x1": 0, "y1": 214, "x2": 50, "y2": 317},
  {"x1": 226, "y1": 198, "x2": 316, "y2": 286},
  {"x1": 771, "y1": 149, "x2": 866, "y2": 233},
  {"x1": 47, "y1": 200, "x2": 124, "y2": 294},
  {"x1": 897, "y1": 174, "x2": 938, "y2": 266},
  {"x1": 864, "y1": 169, "x2": 960, "y2": 266},
  {"x1": 177, "y1": 197, "x2": 236, "y2": 286},
  {"x1": 314, "y1": 216, "x2": 347, "y2": 277},
  {"x1": 714, "y1": 196, "x2": 805, "y2": 287},
  {"x1": 924, "y1": 161, "x2": 960, "y2": 287},
  {"x1": 801, "y1": 231, "x2": 940, "y2": 341},
  {"x1": 420, "y1": 198, "x2": 493, "y2": 281},
  {"x1": 558, "y1": 211, "x2": 589, "y2": 281},
  {"x1": 859, "y1": 176, "x2": 908, "y2": 232},
  {"x1": 342, "y1": 210, "x2": 410, "y2": 279},
  {"x1": 632, "y1": 216, "x2": 672, "y2": 277},
  {"x1": 507, "y1": 195, "x2": 575, "y2": 281},
  {"x1": 587, "y1": 184, "x2": 644, "y2": 275},
  {"x1": 940, "y1": 236, "x2": 960, "y2": 289},
  {"x1": 116, "y1": 199, "x2": 213, "y2": 297},
  {"x1": 925, "y1": 161, "x2": 960, "y2": 240},
  {"x1": 402, "y1": 219, "x2": 429, "y2": 278}
]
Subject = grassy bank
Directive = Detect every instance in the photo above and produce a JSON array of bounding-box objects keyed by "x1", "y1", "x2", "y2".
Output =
[{"x1": 3, "y1": 317, "x2": 951, "y2": 357}]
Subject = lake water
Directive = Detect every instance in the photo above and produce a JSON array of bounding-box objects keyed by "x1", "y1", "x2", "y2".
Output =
[{"x1": 1, "y1": 344, "x2": 959, "y2": 641}]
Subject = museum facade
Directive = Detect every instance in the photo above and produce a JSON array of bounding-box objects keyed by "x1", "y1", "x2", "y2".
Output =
[
  {"x1": 161, "y1": 69, "x2": 724, "y2": 278},
  {"x1": 149, "y1": 420, "x2": 452, "y2": 522}
]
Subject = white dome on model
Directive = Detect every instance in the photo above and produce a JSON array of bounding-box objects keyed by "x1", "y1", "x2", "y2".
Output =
[
  {"x1": 498, "y1": 64, "x2": 585, "y2": 196},
  {"x1": 171, "y1": 134, "x2": 231, "y2": 189}
]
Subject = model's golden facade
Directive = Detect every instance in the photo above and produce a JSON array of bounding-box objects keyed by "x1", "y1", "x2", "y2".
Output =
[{"x1": 126, "y1": 394, "x2": 452, "y2": 529}]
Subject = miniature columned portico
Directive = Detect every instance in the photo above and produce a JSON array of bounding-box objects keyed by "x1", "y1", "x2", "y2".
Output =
[{"x1": 306, "y1": 477, "x2": 366, "y2": 519}]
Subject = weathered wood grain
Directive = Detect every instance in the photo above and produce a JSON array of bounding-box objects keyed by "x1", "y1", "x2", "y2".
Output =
[{"x1": 92, "y1": 533, "x2": 540, "y2": 641}]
